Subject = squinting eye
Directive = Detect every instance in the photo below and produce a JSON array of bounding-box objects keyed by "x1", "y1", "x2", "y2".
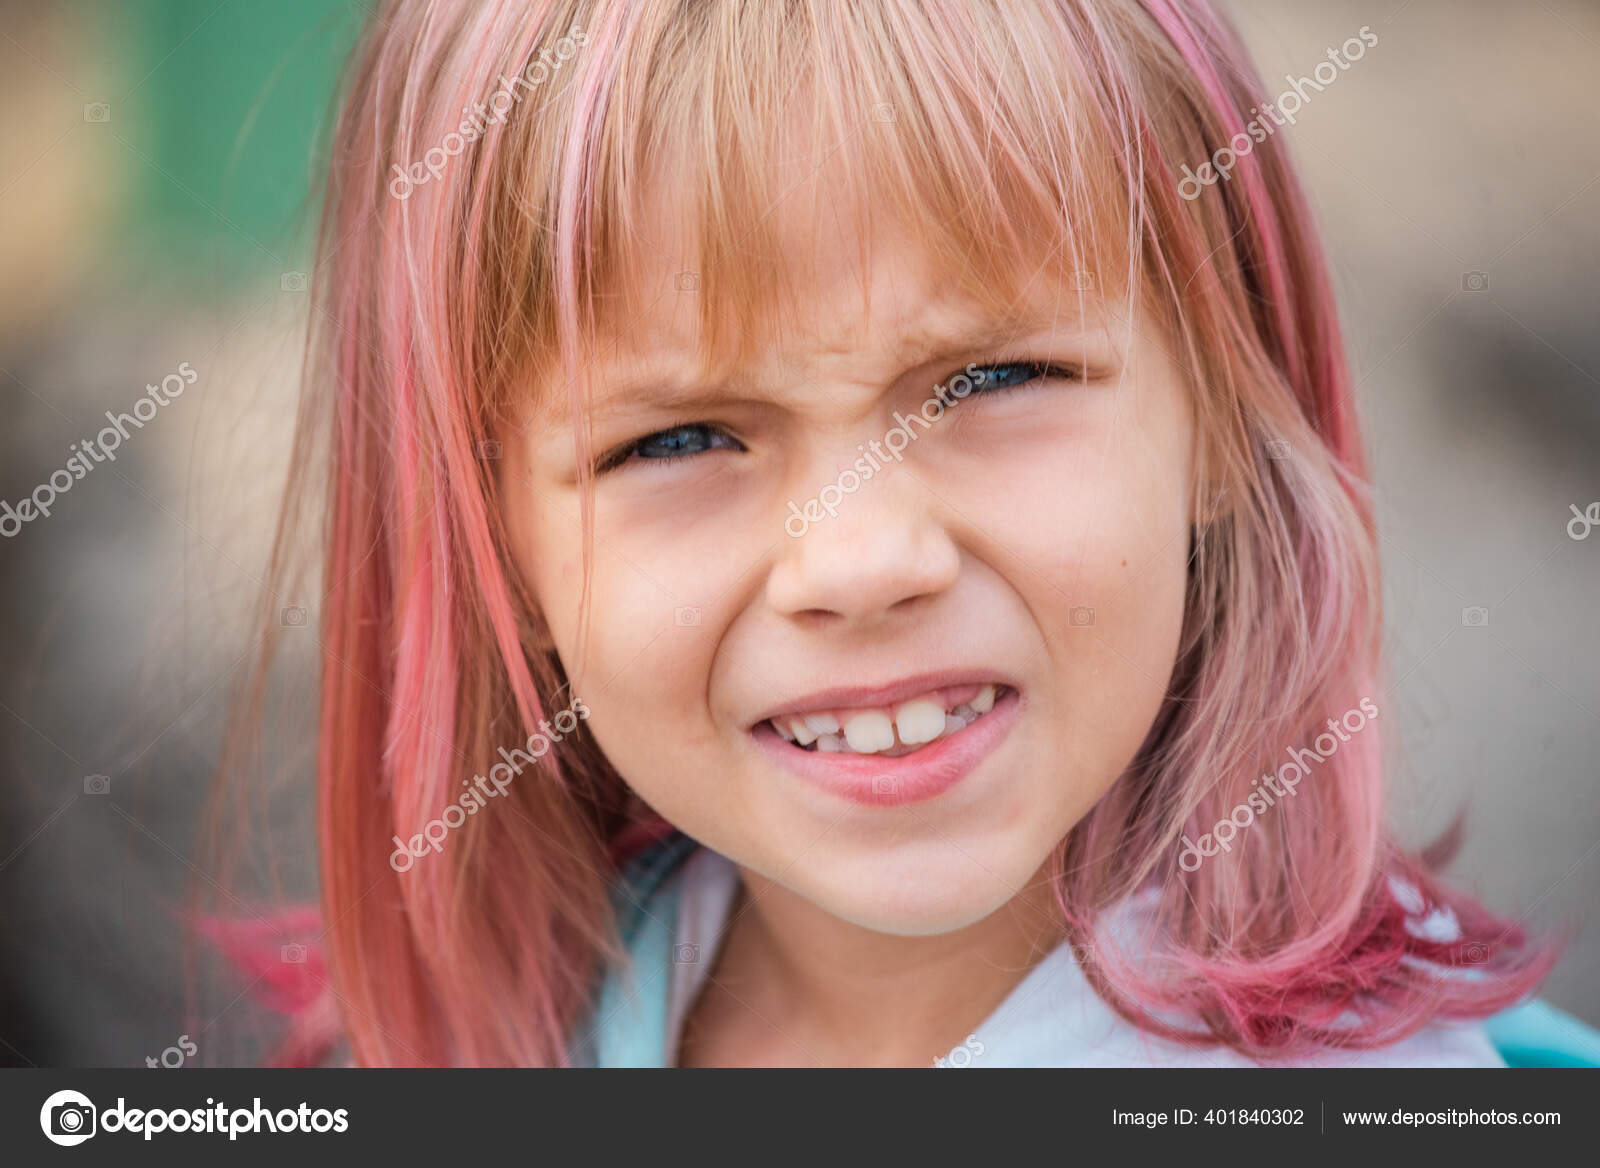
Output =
[
  {"x1": 959, "y1": 361, "x2": 1074, "y2": 394},
  {"x1": 599, "y1": 423, "x2": 743, "y2": 472}
]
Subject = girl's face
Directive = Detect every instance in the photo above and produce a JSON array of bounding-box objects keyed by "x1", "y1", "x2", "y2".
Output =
[{"x1": 504, "y1": 190, "x2": 1197, "y2": 936}]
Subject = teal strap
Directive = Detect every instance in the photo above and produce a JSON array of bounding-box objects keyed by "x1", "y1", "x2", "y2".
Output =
[
  {"x1": 1485, "y1": 1000, "x2": 1600, "y2": 1069},
  {"x1": 588, "y1": 881, "x2": 679, "y2": 1067},
  {"x1": 580, "y1": 833, "x2": 698, "y2": 1068}
]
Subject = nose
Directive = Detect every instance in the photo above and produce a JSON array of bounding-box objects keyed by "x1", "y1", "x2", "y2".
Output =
[{"x1": 767, "y1": 459, "x2": 961, "y2": 627}]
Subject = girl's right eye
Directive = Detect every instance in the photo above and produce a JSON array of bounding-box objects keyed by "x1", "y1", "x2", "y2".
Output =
[{"x1": 597, "y1": 423, "x2": 744, "y2": 472}]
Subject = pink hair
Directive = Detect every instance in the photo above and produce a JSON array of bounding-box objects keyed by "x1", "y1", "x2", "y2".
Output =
[{"x1": 218, "y1": 0, "x2": 1549, "y2": 1065}]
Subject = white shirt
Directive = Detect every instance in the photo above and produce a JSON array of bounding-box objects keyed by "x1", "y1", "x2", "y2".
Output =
[{"x1": 662, "y1": 847, "x2": 1505, "y2": 1067}]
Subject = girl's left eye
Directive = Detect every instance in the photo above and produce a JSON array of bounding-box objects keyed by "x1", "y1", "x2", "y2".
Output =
[
  {"x1": 954, "y1": 360, "x2": 1076, "y2": 395},
  {"x1": 598, "y1": 423, "x2": 744, "y2": 472}
]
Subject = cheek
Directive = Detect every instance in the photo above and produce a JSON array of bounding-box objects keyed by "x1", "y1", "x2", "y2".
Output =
[
  {"x1": 966, "y1": 390, "x2": 1193, "y2": 785},
  {"x1": 974, "y1": 423, "x2": 1192, "y2": 622},
  {"x1": 532, "y1": 523, "x2": 708, "y2": 702},
  {"x1": 992, "y1": 466, "x2": 1189, "y2": 744},
  {"x1": 509, "y1": 487, "x2": 749, "y2": 801},
  {"x1": 521, "y1": 550, "x2": 718, "y2": 818}
]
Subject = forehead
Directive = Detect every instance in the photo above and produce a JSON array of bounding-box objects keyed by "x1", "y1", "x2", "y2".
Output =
[
  {"x1": 551, "y1": 262, "x2": 1110, "y2": 435},
  {"x1": 542, "y1": 147, "x2": 1118, "y2": 424}
]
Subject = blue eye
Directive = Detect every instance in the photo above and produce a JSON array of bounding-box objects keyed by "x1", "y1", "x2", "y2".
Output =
[
  {"x1": 602, "y1": 423, "x2": 743, "y2": 471},
  {"x1": 959, "y1": 361, "x2": 1068, "y2": 394},
  {"x1": 637, "y1": 425, "x2": 717, "y2": 458}
]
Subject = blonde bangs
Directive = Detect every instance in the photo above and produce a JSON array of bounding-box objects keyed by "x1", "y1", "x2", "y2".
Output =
[{"x1": 480, "y1": 0, "x2": 1143, "y2": 400}]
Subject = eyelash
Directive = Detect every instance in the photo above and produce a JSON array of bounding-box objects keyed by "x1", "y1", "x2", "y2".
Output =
[{"x1": 596, "y1": 360, "x2": 1077, "y2": 473}]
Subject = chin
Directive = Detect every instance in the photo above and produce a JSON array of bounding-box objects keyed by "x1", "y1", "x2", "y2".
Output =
[{"x1": 780, "y1": 833, "x2": 1057, "y2": 937}]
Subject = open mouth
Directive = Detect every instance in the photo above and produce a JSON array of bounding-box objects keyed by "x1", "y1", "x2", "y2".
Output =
[{"x1": 764, "y1": 683, "x2": 1012, "y2": 759}]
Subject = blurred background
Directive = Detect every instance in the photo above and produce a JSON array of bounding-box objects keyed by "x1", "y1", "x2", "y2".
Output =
[{"x1": 0, "y1": 0, "x2": 1595, "y2": 1066}]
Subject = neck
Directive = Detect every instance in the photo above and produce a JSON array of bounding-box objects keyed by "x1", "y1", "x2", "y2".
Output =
[{"x1": 679, "y1": 860, "x2": 1064, "y2": 1067}]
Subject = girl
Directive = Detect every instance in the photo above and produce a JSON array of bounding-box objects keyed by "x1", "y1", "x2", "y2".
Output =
[{"x1": 235, "y1": 0, "x2": 1561, "y2": 1066}]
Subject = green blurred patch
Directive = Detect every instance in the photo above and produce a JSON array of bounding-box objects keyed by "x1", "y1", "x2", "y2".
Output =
[{"x1": 113, "y1": 0, "x2": 363, "y2": 276}]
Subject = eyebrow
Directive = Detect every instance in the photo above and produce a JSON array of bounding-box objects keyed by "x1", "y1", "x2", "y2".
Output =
[
  {"x1": 541, "y1": 304, "x2": 1104, "y2": 429},
  {"x1": 538, "y1": 372, "x2": 745, "y2": 430}
]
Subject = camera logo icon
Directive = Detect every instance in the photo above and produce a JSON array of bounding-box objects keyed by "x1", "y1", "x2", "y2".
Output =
[
  {"x1": 40, "y1": 1089, "x2": 97, "y2": 1146},
  {"x1": 872, "y1": 102, "x2": 897, "y2": 122},
  {"x1": 673, "y1": 943, "x2": 700, "y2": 963},
  {"x1": 872, "y1": 776, "x2": 899, "y2": 797},
  {"x1": 83, "y1": 102, "x2": 110, "y2": 123},
  {"x1": 1461, "y1": 606, "x2": 1489, "y2": 628},
  {"x1": 280, "y1": 606, "x2": 307, "y2": 627},
  {"x1": 1070, "y1": 270, "x2": 1095, "y2": 291},
  {"x1": 1461, "y1": 271, "x2": 1489, "y2": 293},
  {"x1": 1455, "y1": 941, "x2": 1490, "y2": 965},
  {"x1": 477, "y1": 439, "x2": 503, "y2": 460},
  {"x1": 280, "y1": 271, "x2": 308, "y2": 293},
  {"x1": 1264, "y1": 438, "x2": 1291, "y2": 459},
  {"x1": 674, "y1": 271, "x2": 700, "y2": 292},
  {"x1": 84, "y1": 774, "x2": 110, "y2": 795},
  {"x1": 1070, "y1": 606, "x2": 1095, "y2": 627},
  {"x1": 281, "y1": 943, "x2": 307, "y2": 964},
  {"x1": 674, "y1": 606, "x2": 701, "y2": 627}
]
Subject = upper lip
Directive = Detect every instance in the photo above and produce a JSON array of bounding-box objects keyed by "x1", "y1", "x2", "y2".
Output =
[{"x1": 749, "y1": 668, "x2": 1017, "y2": 728}]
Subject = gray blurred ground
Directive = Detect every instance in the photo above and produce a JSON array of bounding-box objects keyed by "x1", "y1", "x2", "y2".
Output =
[{"x1": 0, "y1": 0, "x2": 1595, "y2": 1066}]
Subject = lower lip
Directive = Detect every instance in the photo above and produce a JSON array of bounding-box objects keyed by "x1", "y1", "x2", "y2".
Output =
[{"x1": 750, "y1": 688, "x2": 1023, "y2": 807}]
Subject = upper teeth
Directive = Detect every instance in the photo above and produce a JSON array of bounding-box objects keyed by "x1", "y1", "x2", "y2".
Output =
[
  {"x1": 843, "y1": 710, "x2": 897, "y2": 752},
  {"x1": 771, "y1": 684, "x2": 999, "y2": 755},
  {"x1": 891, "y1": 699, "x2": 945, "y2": 745}
]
